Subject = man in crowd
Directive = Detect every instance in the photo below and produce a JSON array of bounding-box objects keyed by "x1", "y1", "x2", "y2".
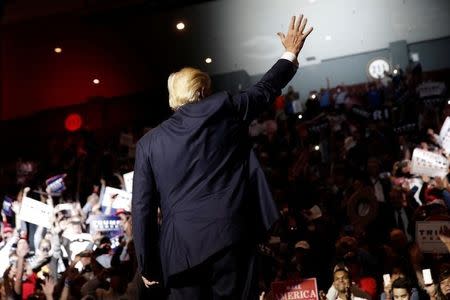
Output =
[
  {"x1": 326, "y1": 264, "x2": 369, "y2": 300},
  {"x1": 391, "y1": 277, "x2": 413, "y2": 300}
]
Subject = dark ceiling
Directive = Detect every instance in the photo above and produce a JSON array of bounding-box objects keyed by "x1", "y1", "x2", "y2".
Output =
[{"x1": 1, "y1": 0, "x2": 217, "y2": 24}]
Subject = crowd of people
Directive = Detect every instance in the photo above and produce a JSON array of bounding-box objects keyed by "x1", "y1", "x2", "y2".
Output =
[{"x1": 1, "y1": 60, "x2": 450, "y2": 299}]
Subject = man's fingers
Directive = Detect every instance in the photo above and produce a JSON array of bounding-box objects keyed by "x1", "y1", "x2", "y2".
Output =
[
  {"x1": 277, "y1": 32, "x2": 286, "y2": 41},
  {"x1": 299, "y1": 17, "x2": 307, "y2": 33},
  {"x1": 289, "y1": 15, "x2": 295, "y2": 30},
  {"x1": 142, "y1": 276, "x2": 159, "y2": 288},
  {"x1": 303, "y1": 27, "x2": 314, "y2": 39},
  {"x1": 144, "y1": 281, "x2": 159, "y2": 288},
  {"x1": 295, "y1": 14, "x2": 304, "y2": 31}
]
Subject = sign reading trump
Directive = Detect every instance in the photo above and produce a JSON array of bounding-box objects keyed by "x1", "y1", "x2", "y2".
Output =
[
  {"x1": 271, "y1": 278, "x2": 318, "y2": 300},
  {"x1": 416, "y1": 221, "x2": 450, "y2": 254},
  {"x1": 90, "y1": 215, "x2": 123, "y2": 236}
]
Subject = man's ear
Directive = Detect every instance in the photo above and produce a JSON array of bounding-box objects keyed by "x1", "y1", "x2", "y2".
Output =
[{"x1": 199, "y1": 87, "x2": 206, "y2": 99}]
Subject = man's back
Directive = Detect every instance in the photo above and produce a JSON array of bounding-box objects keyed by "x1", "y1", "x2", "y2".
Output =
[
  {"x1": 132, "y1": 13, "x2": 314, "y2": 299},
  {"x1": 146, "y1": 91, "x2": 250, "y2": 217},
  {"x1": 139, "y1": 91, "x2": 257, "y2": 275}
]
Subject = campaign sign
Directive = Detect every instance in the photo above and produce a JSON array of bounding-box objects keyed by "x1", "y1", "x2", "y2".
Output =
[
  {"x1": 393, "y1": 123, "x2": 417, "y2": 134},
  {"x1": 54, "y1": 203, "x2": 77, "y2": 218},
  {"x1": 101, "y1": 186, "x2": 132, "y2": 212},
  {"x1": 439, "y1": 117, "x2": 450, "y2": 154},
  {"x1": 19, "y1": 197, "x2": 52, "y2": 228},
  {"x1": 89, "y1": 215, "x2": 123, "y2": 237},
  {"x1": 123, "y1": 171, "x2": 134, "y2": 193},
  {"x1": 2, "y1": 196, "x2": 14, "y2": 217},
  {"x1": 271, "y1": 278, "x2": 319, "y2": 300},
  {"x1": 45, "y1": 174, "x2": 66, "y2": 195},
  {"x1": 410, "y1": 148, "x2": 449, "y2": 178},
  {"x1": 416, "y1": 221, "x2": 450, "y2": 254}
]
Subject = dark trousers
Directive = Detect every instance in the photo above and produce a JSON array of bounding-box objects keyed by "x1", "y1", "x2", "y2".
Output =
[{"x1": 166, "y1": 243, "x2": 259, "y2": 300}]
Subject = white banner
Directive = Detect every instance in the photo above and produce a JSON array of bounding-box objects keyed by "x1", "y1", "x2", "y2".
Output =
[{"x1": 19, "y1": 197, "x2": 52, "y2": 228}]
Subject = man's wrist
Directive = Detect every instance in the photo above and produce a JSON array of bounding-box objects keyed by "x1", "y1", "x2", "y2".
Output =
[{"x1": 281, "y1": 51, "x2": 298, "y2": 64}]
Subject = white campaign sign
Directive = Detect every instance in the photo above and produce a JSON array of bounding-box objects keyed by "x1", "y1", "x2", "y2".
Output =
[
  {"x1": 102, "y1": 186, "x2": 132, "y2": 211},
  {"x1": 123, "y1": 171, "x2": 134, "y2": 193},
  {"x1": 439, "y1": 117, "x2": 450, "y2": 154},
  {"x1": 19, "y1": 196, "x2": 52, "y2": 228},
  {"x1": 410, "y1": 148, "x2": 449, "y2": 178}
]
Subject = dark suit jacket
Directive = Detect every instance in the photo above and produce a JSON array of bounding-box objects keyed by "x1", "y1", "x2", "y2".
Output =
[{"x1": 132, "y1": 58, "x2": 298, "y2": 283}]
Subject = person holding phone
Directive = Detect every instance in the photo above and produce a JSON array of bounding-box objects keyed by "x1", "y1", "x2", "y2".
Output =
[
  {"x1": 423, "y1": 265, "x2": 450, "y2": 300},
  {"x1": 381, "y1": 265, "x2": 419, "y2": 300},
  {"x1": 391, "y1": 277, "x2": 414, "y2": 300}
]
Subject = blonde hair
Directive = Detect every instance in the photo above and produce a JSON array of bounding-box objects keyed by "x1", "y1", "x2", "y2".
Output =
[{"x1": 168, "y1": 67, "x2": 211, "y2": 110}]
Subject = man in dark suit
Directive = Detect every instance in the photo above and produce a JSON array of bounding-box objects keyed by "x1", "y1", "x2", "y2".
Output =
[{"x1": 132, "y1": 14, "x2": 313, "y2": 299}]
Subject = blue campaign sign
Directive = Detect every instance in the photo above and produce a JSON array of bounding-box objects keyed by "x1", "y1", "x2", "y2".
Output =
[
  {"x1": 2, "y1": 196, "x2": 14, "y2": 217},
  {"x1": 45, "y1": 174, "x2": 67, "y2": 195},
  {"x1": 89, "y1": 215, "x2": 123, "y2": 237}
]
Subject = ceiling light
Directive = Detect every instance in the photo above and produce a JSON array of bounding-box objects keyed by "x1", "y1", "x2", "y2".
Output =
[
  {"x1": 176, "y1": 22, "x2": 185, "y2": 30},
  {"x1": 93, "y1": 79, "x2": 100, "y2": 84},
  {"x1": 54, "y1": 47, "x2": 62, "y2": 53},
  {"x1": 205, "y1": 57, "x2": 212, "y2": 64}
]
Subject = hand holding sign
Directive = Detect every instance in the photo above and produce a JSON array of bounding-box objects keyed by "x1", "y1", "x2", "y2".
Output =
[
  {"x1": 383, "y1": 274, "x2": 392, "y2": 298},
  {"x1": 439, "y1": 225, "x2": 450, "y2": 253}
]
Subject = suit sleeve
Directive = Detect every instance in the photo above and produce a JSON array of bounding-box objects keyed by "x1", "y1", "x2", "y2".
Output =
[
  {"x1": 132, "y1": 141, "x2": 161, "y2": 280},
  {"x1": 231, "y1": 58, "x2": 297, "y2": 121}
]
